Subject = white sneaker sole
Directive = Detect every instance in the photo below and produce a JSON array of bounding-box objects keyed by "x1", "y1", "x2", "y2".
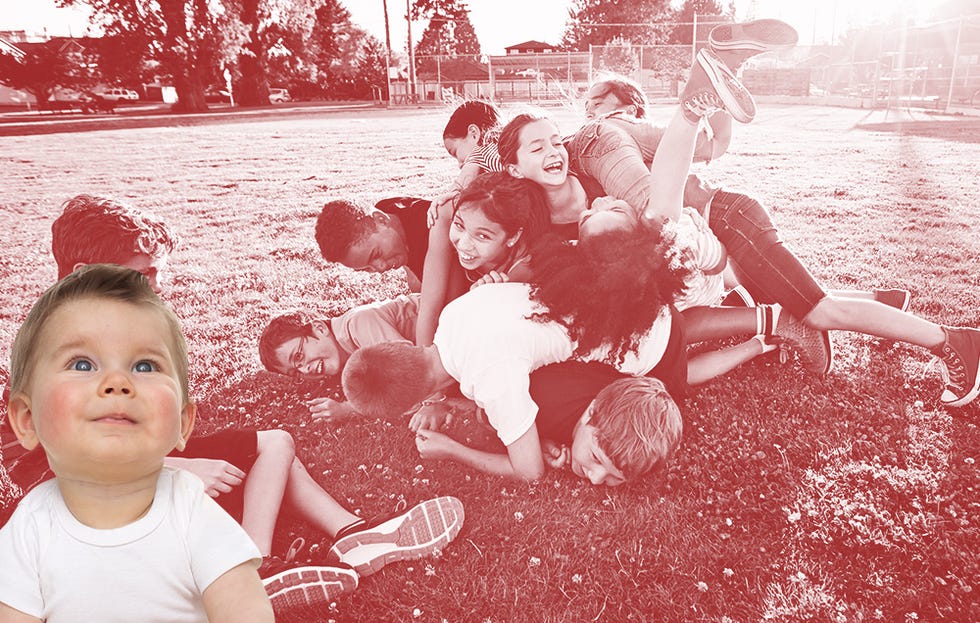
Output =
[
  {"x1": 329, "y1": 496, "x2": 465, "y2": 576},
  {"x1": 696, "y1": 48, "x2": 755, "y2": 123}
]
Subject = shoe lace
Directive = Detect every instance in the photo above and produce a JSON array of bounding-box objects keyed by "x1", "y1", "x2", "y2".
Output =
[
  {"x1": 936, "y1": 346, "x2": 967, "y2": 390},
  {"x1": 684, "y1": 91, "x2": 722, "y2": 118}
]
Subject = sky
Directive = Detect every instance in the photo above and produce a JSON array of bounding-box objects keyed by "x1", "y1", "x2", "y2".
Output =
[{"x1": 0, "y1": 0, "x2": 953, "y2": 54}]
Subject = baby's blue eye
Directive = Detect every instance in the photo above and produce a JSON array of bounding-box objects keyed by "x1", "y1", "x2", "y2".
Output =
[
  {"x1": 71, "y1": 359, "x2": 93, "y2": 372},
  {"x1": 133, "y1": 361, "x2": 156, "y2": 373}
]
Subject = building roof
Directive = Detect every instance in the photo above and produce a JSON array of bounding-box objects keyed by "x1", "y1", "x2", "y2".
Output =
[{"x1": 505, "y1": 40, "x2": 557, "y2": 52}]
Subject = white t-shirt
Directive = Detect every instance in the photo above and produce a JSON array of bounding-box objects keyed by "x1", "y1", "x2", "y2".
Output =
[
  {"x1": 433, "y1": 282, "x2": 672, "y2": 446},
  {"x1": 671, "y1": 206, "x2": 726, "y2": 310},
  {"x1": 0, "y1": 467, "x2": 261, "y2": 623}
]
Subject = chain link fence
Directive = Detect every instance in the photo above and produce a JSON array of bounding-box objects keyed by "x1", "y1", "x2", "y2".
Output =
[{"x1": 387, "y1": 14, "x2": 980, "y2": 113}]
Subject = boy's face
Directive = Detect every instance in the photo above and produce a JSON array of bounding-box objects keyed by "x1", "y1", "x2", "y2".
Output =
[
  {"x1": 340, "y1": 215, "x2": 409, "y2": 274},
  {"x1": 117, "y1": 252, "x2": 168, "y2": 293},
  {"x1": 8, "y1": 297, "x2": 194, "y2": 483},
  {"x1": 271, "y1": 320, "x2": 349, "y2": 379},
  {"x1": 569, "y1": 404, "x2": 626, "y2": 487}
]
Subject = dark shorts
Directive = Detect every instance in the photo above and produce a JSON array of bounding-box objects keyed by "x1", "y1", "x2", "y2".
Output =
[
  {"x1": 707, "y1": 190, "x2": 827, "y2": 318},
  {"x1": 171, "y1": 429, "x2": 259, "y2": 521},
  {"x1": 646, "y1": 305, "x2": 689, "y2": 399}
]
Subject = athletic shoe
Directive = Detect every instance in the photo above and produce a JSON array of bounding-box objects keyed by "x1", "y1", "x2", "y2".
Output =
[
  {"x1": 721, "y1": 285, "x2": 755, "y2": 307},
  {"x1": 263, "y1": 563, "x2": 359, "y2": 616},
  {"x1": 875, "y1": 288, "x2": 911, "y2": 312},
  {"x1": 934, "y1": 326, "x2": 980, "y2": 407},
  {"x1": 329, "y1": 496, "x2": 465, "y2": 577},
  {"x1": 768, "y1": 307, "x2": 833, "y2": 376},
  {"x1": 683, "y1": 48, "x2": 756, "y2": 124},
  {"x1": 709, "y1": 19, "x2": 799, "y2": 53}
]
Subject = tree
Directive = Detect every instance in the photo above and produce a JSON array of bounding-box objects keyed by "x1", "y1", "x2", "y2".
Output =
[
  {"x1": 230, "y1": 0, "x2": 323, "y2": 107},
  {"x1": 0, "y1": 41, "x2": 88, "y2": 104},
  {"x1": 414, "y1": 0, "x2": 481, "y2": 58},
  {"x1": 58, "y1": 0, "x2": 246, "y2": 112},
  {"x1": 598, "y1": 36, "x2": 639, "y2": 76},
  {"x1": 669, "y1": 0, "x2": 730, "y2": 45},
  {"x1": 561, "y1": 0, "x2": 674, "y2": 51}
]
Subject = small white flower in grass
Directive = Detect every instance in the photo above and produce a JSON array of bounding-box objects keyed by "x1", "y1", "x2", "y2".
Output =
[
  {"x1": 723, "y1": 568, "x2": 734, "y2": 578},
  {"x1": 529, "y1": 556, "x2": 541, "y2": 567},
  {"x1": 413, "y1": 607, "x2": 423, "y2": 618},
  {"x1": 696, "y1": 581, "x2": 709, "y2": 592},
  {"x1": 966, "y1": 457, "x2": 975, "y2": 465},
  {"x1": 787, "y1": 510, "x2": 801, "y2": 523},
  {"x1": 514, "y1": 511, "x2": 525, "y2": 522},
  {"x1": 425, "y1": 563, "x2": 436, "y2": 577},
  {"x1": 724, "y1": 517, "x2": 733, "y2": 527},
  {"x1": 572, "y1": 574, "x2": 583, "y2": 584},
  {"x1": 905, "y1": 613, "x2": 918, "y2": 622},
  {"x1": 415, "y1": 464, "x2": 424, "y2": 473}
]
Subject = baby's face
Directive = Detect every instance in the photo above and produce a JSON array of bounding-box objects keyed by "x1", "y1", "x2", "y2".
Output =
[{"x1": 11, "y1": 297, "x2": 192, "y2": 483}]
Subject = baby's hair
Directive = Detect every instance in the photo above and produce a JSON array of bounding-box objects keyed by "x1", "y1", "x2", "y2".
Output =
[
  {"x1": 443, "y1": 100, "x2": 501, "y2": 140},
  {"x1": 315, "y1": 200, "x2": 375, "y2": 263},
  {"x1": 341, "y1": 342, "x2": 434, "y2": 419},
  {"x1": 8, "y1": 264, "x2": 190, "y2": 405},
  {"x1": 590, "y1": 75, "x2": 648, "y2": 118},
  {"x1": 589, "y1": 376, "x2": 682, "y2": 480},
  {"x1": 497, "y1": 111, "x2": 555, "y2": 166},
  {"x1": 258, "y1": 312, "x2": 318, "y2": 375},
  {"x1": 454, "y1": 171, "x2": 551, "y2": 244},
  {"x1": 51, "y1": 195, "x2": 178, "y2": 279}
]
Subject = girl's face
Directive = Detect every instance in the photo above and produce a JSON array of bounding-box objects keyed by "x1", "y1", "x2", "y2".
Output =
[
  {"x1": 449, "y1": 203, "x2": 521, "y2": 274},
  {"x1": 444, "y1": 124, "x2": 481, "y2": 167},
  {"x1": 584, "y1": 84, "x2": 628, "y2": 119},
  {"x1": 578, "y1": 196, "x2": 637, "y2": 239},
  {"x1": 507, "y1": 119, "x2": 568, "y2": 188}
]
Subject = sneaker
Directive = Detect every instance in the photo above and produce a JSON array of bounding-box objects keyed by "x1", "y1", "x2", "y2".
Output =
[
  {"x1": 683, "y1": 48, "x2": 756, "y2": 124},
  {"x1": 768, "y1": 306, "x2": 833, "y2": 376},
  {"x1": 934, "y1": 327, "x2": 980, "y2": 407},
  {"x1": 721, "y1": 285, "x2": 755, "y2": 307},
  {"x1": 262, "y1": 563, "x2": 359, "y2": 615},
  {"x1": 329, "y1": 496, "x2": 465, "y2": 577},
  {"x1": 709, "y1": 19, "x2": 799, "y2": 53},
  {"x1": 875, "y1": 288, "x2": 911, "y2": 312}
]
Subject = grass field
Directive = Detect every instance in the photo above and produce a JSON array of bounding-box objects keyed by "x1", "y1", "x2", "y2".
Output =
[{"x1": 0, "y1": 104, "x2": 978, "y2": 622}]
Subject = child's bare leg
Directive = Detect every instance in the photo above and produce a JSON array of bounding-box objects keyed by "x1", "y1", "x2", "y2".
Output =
[
  {"x1": 241, "y1": 429, "x2": 295, "y2": 555},
  {"x1": 688, "y1": 337, "x2": 773, "y2": 385},
  {"x1": 681, "y1": 305, "x2": 756, "y2": 343},
  {"x1": 283, "y1": 458, "x2": 362, "y2": 538},
  {"x1": 805, "y1": 296, "x2": 945, "y2": 349}
]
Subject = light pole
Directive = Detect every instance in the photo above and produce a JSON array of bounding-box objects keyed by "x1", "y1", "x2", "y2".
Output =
[
  {"x1": 406, "y1": 0, "x2": 417, "y2": 102},
  {"x1": 382, "y1": 0, "x2": 392, "y2": 106}
]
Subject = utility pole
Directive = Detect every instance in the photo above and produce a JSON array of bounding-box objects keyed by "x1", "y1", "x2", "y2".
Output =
[
  {"x1": 382, "y1": 0, "x2": 392, "y2": 106},
  {"x1": 406, "y1": 0, "x2": 417, "y2": 102}
]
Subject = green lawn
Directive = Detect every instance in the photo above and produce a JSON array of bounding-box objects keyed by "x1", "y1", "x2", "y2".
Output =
[{"x1": 0, "y1": 104, "x2": 978, "y2": 622}]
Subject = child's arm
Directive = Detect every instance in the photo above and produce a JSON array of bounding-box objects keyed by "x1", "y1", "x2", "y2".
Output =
[
  {"x1": 427, "y1": 162, "x2": 483, "y2": 227},
  {"x1": 415, "y1": 425, "x2": 546, "y2": 481},
  {"x1": 686, "y1": 336, "x2": 773, "y2": 385},
  {"x1": 415, "y1": 209, "x2": 468, "y2": 346},
  {"x1": 163, "y1": 457, "x2": 245, "y2": 498},
  {"x1": 202, "y1": 562, "x2": 274, "y2": 623},
  {"x1": 0, "y1": 602, "x2": 41, "y2": 623}
]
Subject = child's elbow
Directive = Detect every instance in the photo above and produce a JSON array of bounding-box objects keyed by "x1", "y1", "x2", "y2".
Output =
[{"x1": 514, "y1": 463, "x2": 546, "y2": 481}]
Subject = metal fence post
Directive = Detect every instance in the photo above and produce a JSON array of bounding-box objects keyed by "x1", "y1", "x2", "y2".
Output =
[{"x1": 944, "y1": 16, "x2": 964, "y2": 111}]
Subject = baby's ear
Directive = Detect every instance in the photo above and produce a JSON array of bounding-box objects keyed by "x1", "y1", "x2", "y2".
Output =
[
  {"x1": 176, "y1": 402, "x2": 197, "y2": 452},
  {"x1": 8, "y1": 394, "x2": 40, "y2": 451}
]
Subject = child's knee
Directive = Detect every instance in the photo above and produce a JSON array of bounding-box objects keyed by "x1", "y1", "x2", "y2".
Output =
[{"x1": 256, "y1": 429, "x2": 295, "y2": 459}]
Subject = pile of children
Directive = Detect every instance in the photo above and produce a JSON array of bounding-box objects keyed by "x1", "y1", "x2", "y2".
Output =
[{"x1": 2, "y1": 17, "x2": 978, "y2": 622}]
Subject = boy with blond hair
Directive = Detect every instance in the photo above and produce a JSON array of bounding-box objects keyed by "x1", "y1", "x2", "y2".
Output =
[{"x1": 0, "y1": 265, "x2": 273, "y2": 622}]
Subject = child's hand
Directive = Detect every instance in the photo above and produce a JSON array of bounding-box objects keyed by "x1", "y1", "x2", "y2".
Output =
[
  {"x1": 414, "y1": 428, "x2": 456, "y2": 460},
  {"x1": 408, "y1": 402, "x2": 453, "y2": 432},
  {"x1": 166, "y1": 457, "x2": 245, "y2": 498},
  {"x1": 541, "y1": 440, "x2": 570, "y2": 470},
  {"x1": 470, "y1": 270, "x2": 509, "y2": 290},
  {"x1": 428, "y1": 192, "x2": 457, "y2": 228},
  {"x1": 306, "y1": 397, "x2": 356, "y2": 421}
]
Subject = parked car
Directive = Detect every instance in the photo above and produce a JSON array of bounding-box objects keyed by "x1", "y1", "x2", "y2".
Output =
[
  {"x1": 98, "y1": 87, "x2": 140, "y2": 101},
  {"x1": 205, "y1": 87, "x2": 232, "y2": 103},
  {"x1": 269, "y1": 87, "x2": 291, "y2": 103}
]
